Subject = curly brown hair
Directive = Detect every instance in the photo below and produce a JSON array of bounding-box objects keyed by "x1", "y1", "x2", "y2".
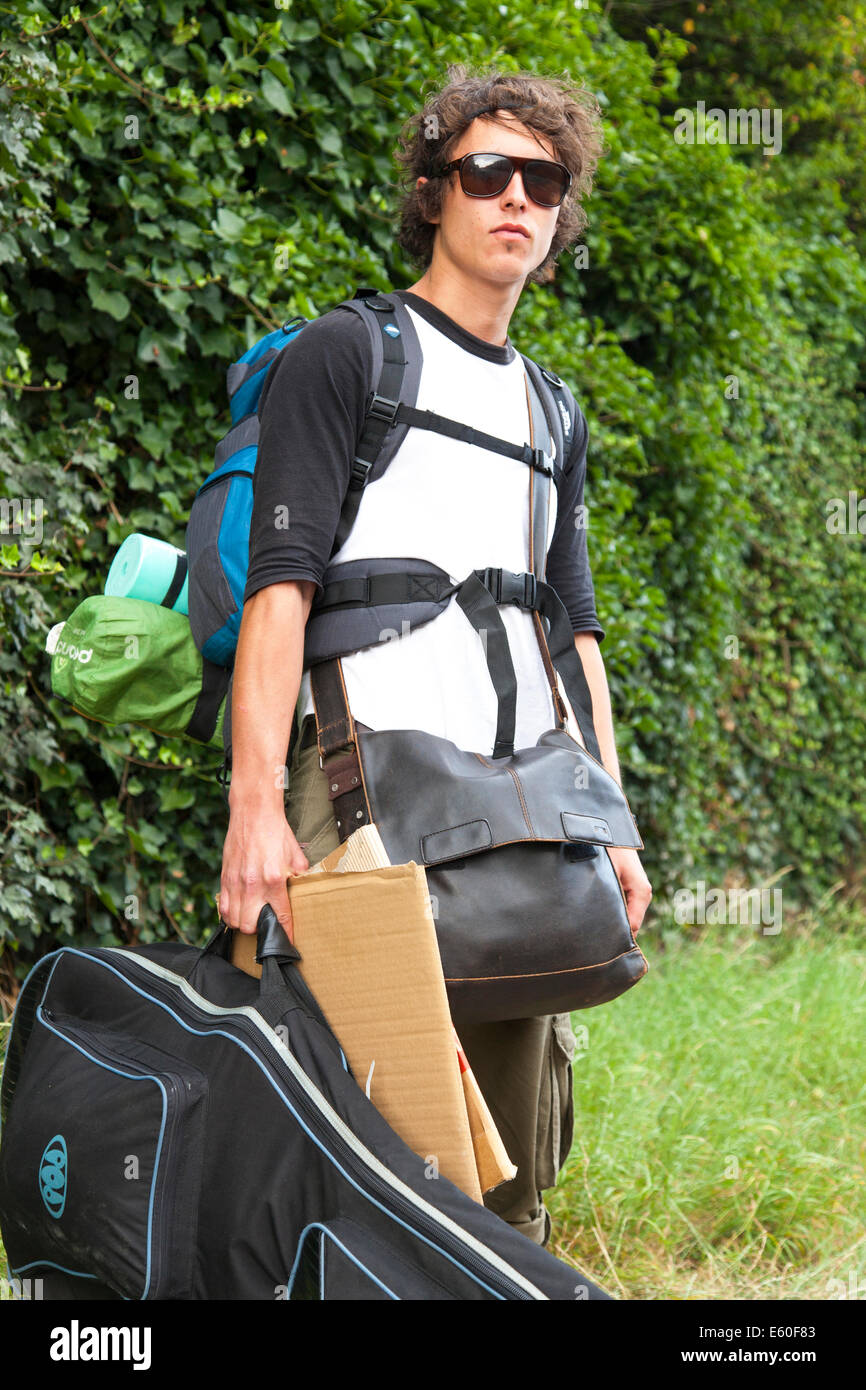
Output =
[{"x1": 393, "y1": 64, "x2": 606, "y2": 284}]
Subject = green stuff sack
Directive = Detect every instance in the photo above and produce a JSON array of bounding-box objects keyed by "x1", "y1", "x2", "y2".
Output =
[{"x1": 48, "y1": 595, "x2": 230, "y2": 749}]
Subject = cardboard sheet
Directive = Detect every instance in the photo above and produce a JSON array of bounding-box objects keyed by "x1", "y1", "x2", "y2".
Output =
[{"x1": 230, "y1": 827, "x2": 482, "y2": 1202}]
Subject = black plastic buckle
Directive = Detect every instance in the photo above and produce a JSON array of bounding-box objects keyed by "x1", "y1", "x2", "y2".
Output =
[
  {"x1": 350, "y1": 456, "x2": 373, "y2": 488},
  {"x1": 531, "y1": 447, "x2": 553, "y2": 476},
  {"x1": 476, "y1": 567, "x2": 537, "y2": 608},
  {"x1": 478, "y1": 567, "x2": 502, "y2": 602},
  {"x1": 367, "y1": 393, "x2": 400, "y2": 424}
]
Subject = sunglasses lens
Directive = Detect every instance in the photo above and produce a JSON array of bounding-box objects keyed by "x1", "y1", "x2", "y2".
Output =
[
  {"x1": 458, "y1": 154, "x2": 569, "y2": 207},
  {"x1": 524, "y1": 161, "x2": 569, "y2": 207},
  {"x1": 460, "y1": 153, "x2": 512, "y2": 197}
]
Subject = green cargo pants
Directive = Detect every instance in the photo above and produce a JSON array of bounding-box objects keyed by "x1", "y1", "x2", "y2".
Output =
[{"x1": 286, "y1": 715, "x2": 577, "y2": 1247}]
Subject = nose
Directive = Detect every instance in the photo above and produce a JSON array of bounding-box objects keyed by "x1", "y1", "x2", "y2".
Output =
[{"x1": 501, "y1": 168, "x2": 528, "y2": 208}]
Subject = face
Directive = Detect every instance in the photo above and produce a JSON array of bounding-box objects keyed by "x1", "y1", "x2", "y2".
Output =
[{"x1": 419, "y1": 112, "x2": 564, "y2": 287}]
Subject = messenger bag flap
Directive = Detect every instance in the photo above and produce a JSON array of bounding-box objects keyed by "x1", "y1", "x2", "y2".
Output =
[{"x1": 355, "y1": 725, "x2": 643, "y2": 868}]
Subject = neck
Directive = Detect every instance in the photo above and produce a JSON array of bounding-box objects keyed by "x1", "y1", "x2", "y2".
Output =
[{"x1": 404, "y1": 262, "x2": 522, "y2": 347}]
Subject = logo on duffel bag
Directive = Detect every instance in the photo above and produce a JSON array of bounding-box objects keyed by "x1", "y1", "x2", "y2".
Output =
[{"x1": 39, "y1": 1134, "x2": 68, "y2": 1218}]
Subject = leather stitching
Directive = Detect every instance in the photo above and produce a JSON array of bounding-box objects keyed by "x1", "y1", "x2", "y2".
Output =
[
  {"x1": 444, "y1": 946, "x2": 648, "y2": 983},
  {"x1": 504, "y1": 764, "x2": 534, "y2": 837}
]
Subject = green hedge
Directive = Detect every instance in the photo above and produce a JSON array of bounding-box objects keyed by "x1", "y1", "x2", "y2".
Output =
[{"x1": 1, "y1": 0, "x2": 864, "y2": 983}]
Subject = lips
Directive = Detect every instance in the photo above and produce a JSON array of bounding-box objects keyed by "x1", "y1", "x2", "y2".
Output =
[{"x1": 492, "y1": 223, "x2": 530, "y2": 238}]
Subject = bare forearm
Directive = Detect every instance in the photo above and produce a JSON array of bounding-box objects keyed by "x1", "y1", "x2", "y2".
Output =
[
  {"x1": 574, "y1": 632, "x2": 622, "y2": 788},
  {"x1": 228, "y1": 580, "x2": 315, "y2": 813}
]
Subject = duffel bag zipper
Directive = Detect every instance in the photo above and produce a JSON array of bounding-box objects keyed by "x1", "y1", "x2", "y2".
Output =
[
  {"x1": 38, "y1": 1005, "x2": 195, "y2": 1301},
  {"x1": 106, "y1": 952, "x2": 542, "y2": 1301}
]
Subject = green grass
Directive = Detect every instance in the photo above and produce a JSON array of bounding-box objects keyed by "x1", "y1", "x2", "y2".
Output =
[
  {"x1": 2, "y1": 909, "x2": 865, "y2": 1299},
  {"x1": 548, "y1": 909, "x2": 866, "y2": 1300}
]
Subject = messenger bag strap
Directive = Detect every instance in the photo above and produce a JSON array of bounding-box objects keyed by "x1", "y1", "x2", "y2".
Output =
[
  {"x1": 523, "y1": 368, "x2": 569, "y2": 732},
  {"x1": 309, "y1": 657, "x2": 371, "y2": 844},
  {"x1": 520, "y1": 376, "x2": 602, "y2": 760}
]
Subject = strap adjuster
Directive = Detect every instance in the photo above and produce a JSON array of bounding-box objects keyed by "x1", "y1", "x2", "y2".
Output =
[
  {"x1": 367, "y1": 393, "x2": 400, "y2": 424},
  {"x1": 350, "y1": 456, "x2": 373, "y2": 488},
  {"x1": 477, "y1": 566, "x2": 502, "y2": 602},
  {"x1": 523, "y1": 573, "x2": 537, "y2": 608},
  {"x1": 530, "y1": 447, "x2": 553, "y2": 476}
]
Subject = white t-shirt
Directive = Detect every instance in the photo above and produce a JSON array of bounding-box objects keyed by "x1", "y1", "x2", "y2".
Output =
[
  {"x1": 244, "y1": 290, "x2": 604, "y2": 754},
  {"x1": 299, "y1": 306, "x2": 575, "y2": 749}
]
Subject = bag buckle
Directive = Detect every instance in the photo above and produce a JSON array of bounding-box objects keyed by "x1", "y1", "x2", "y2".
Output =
[
  {"x1": 531, "y1": 447, "x2": 553, "y2": 476},
  {"x1": 523, "y1": 572, "x2": 537, "y2": 609},
  {"x1": 350, "y1": 456, "x2": 373, "y2": 488},
  {"x1": 478, "y1": 566, "x2": 503, "y2": 602},
  {"x1": 367, "y1": 393, "x2": 400, "y2": 424}
]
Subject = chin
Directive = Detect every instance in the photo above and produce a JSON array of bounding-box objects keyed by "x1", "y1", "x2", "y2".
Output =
[{"x1": 482, "y1": 262, "x2": 534, "y2": 289}]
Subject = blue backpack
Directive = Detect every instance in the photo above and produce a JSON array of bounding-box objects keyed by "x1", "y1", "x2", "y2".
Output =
[{"x1": 185, "y1": 288, "x2": 575, "y2": 670}]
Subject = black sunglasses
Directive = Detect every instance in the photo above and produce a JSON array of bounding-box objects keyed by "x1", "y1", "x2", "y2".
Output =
[{"x1": 432, "y1": 151, "x2": 572, "y2": 208}]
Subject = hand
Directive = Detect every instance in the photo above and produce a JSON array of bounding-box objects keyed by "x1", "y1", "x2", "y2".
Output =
[
  {"x1": 607, "y1": 846, "x2": 652, "y2": 936},
  {"x1": 219, "y1": 808, "x2": 310, "y2": 943}
]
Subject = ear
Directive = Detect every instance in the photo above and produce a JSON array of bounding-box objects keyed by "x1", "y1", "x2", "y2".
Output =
[{"x1": 416, "y1": 174, "x2": 440, "y2": 226}]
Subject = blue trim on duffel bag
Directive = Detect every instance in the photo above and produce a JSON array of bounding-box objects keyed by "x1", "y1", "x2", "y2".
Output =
[
  {"x1": 32, "y1": 1002, "x2": 171, "y2": 1301},
  {"x1": 11, "y1": 1259, "x2": 101, "y2": 1283},
  {"x1": 283, "y1": 1221, "x2": 400, "y2": 1301},
  {"x1": 45, "y1": 949, "x2": 516, "y2": 1300}
]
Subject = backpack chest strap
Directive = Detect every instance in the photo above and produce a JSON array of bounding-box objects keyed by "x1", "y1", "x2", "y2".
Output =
[{"x1": 385, "y1": 402, "x2": 557, "y2": 481}]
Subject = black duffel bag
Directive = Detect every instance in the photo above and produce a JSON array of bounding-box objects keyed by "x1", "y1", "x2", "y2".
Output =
[{"x1": 0, "y1": 910, "x2": 611, "y2": 1301}]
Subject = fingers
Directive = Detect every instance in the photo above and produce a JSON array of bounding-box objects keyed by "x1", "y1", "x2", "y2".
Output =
[
  {"x1": 220, "y1": 867, "x2": 293, "y2": 936},
  {"x1": 628, "y1": 883, "x2": 652, "y2": 936},
  {"x1": 288, "y1": 842, "x2": 310, "y2": 876},
  {"x1": 238, "y1": 881, "x2": 290, "y2": 936}
]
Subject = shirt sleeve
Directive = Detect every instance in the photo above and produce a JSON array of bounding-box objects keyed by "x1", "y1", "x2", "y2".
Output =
[
  {"x1": 544, "y1": 401, "x2": 606, "y2": 643},
  {"x1": 242, "y1": 308, "x2": 373, "y2": 605}
]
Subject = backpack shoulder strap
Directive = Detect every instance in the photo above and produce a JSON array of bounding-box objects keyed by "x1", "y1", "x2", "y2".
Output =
[
  {"x1": 329, "y1": 289, "x2": 423, "y2": 555},
  {"x1": 521, "y1": 355, "x2": 578, "y2": 474},
  {"x1": 520, "y1": 356, "x2": 579, "y2": 581}
]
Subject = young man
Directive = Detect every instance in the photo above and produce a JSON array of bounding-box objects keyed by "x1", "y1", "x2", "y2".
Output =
[{"x1": 219, "y1": 67, "x2": 652, "y2": 1246}]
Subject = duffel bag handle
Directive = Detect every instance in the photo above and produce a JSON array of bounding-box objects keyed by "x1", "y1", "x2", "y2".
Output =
[
  {"x1": 198, "y1": 907, "x2": 339, "y2": 1041},
  {"x1": 254, "y1": 901, "x2": 301, "y2": 968},
  {"x1": 253, "y1": 906, "x2": 345, "y2": 1056}
]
